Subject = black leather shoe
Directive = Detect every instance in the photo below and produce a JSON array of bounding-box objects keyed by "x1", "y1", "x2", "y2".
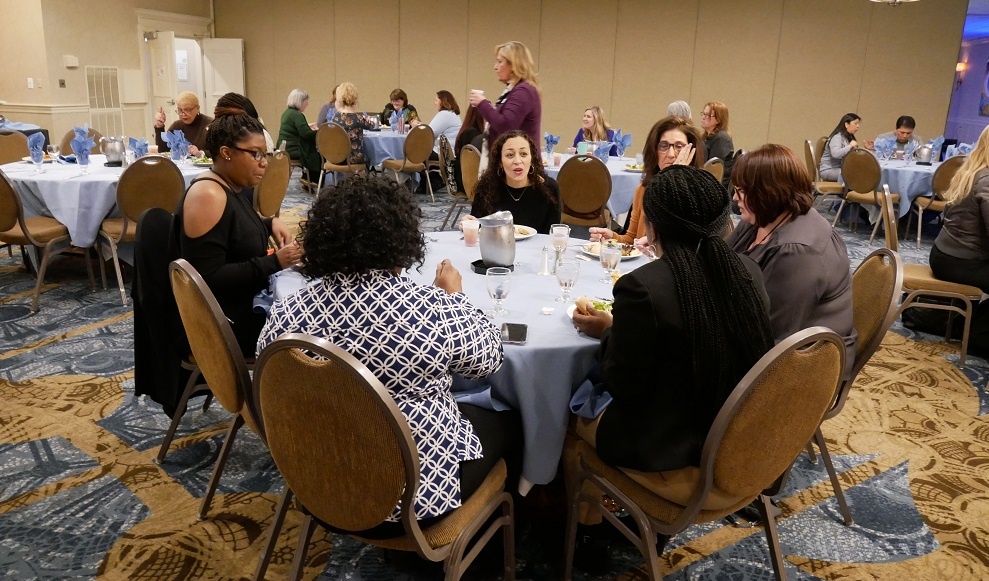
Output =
[{"x1": 573, "y1": 524, "x2": 612, "y2": 574}]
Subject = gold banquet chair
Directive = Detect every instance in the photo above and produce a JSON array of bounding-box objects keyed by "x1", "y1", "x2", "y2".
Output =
[
  {"x1": 702, "y1": 157, "x2": 724, "y2": 183},
  {"x1": 168, "y1": 258, "x2": 263, "y2": 520},
  {"x1": 906, "y1": 154, "x2": 965, "y2": 249},
  {"x1": 557, "y1": 154, "x2": 612, "y2": 228},
  {"x1": 0, "y1": 129, "x2": 30, "y2": 165},
  {"x1": 98, "y1": 156, "x2": 184, "y2": 306},
  {"x1": 254, "y1": 149, "x2": 291, "y2": 219},
  {"x1": 59, "y1": 127, "x2": 103, "y2": 155},
  {"x1": 438, "y1": 138, "x2": 468, "y2": 231},
  {"x1": 252, "y1": 333, "x2": 516, "y2": 581},
  {"x1": 806, "y1": 248, "x2": 903, "y2": 525},
  {"x1": 383, "y1": 124, "x2": 436, "y2": 201},
  {"x1": 880, "y1": 187, "x2": 983, "y2": 366},
  {"x1": 564, "y1": 327, "x2": 846, "y2": 581},
  {"x1": 836, "y1": 147, "x2": 898, "y2": 244},
  {"x1": 460, "y1": 144, "x2": 482, "y2": 204},
  {"x1": 805, "y1": 139, "x2": 844, "y2": 204},
  {"x1": 0, "y1": 169, "x2": 96, "y2": 312},
  {"x1": 315, "y1": 123, "x2": 366, "y2": 192}
]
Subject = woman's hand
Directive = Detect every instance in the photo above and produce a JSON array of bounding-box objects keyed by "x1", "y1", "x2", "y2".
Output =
[
  {"x1": 588, "y1": 227, "x2": 614, "y2": 242},
  {"x1": 270, "y1": 217, "x2": 293, "y2": 247},
  {"x1": 633, "y1": 236, "x2": 651, "y2": 254},
  {"x1": 572, "y1": 306, "x2": 613, "y2": 339},
  {"x1": 849, "y1": 140, "x2": 858, "y2": 149},
  {"x1": 674, "y1": 143, "x2": 695, "y2": 166},
  {"x1": 863, "y1": 139, "x2": 874, "y2": 150},
  {"x1": 459, "y1": 215, "x2": 477, "y2": 231},
  {"x1": 275, "y1": 241, "x2": 304, "y2": 268},
  {"x1": 433, "y1": 259, "x2": 463, "y2": 294},
  {"x1": 468, "y1": 90, "x2": 486, "y2": 108},
  {"x1": 188, "y1": 145, "x2": 201, "y2": 157},
  {"x1": 409, "y1": 118, "x2": 421, "y2": 128},
  {"x1": 154, "y1": 107, "x2": 166, "y2": 129}
]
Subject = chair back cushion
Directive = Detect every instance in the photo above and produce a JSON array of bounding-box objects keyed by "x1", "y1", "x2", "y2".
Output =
[
  {"x1": 254, "y1": 151, "x2": 291, "y2": 217},
  {"x1": 168, "y1": 259, "x2": 251, "y2": 421},
  {"x1": 932, "y1": 155, "x2": 965, "y2": 199},
  {"x1": 254, "y1": 334, "x2": 415, "y2": 532},
  {"x1": 59, "y1": 128, "x2": 103, "y2": 155},
  {"x1": 557, "y1": 154, "x2": 611, "y2": 221},
  {"x1": 703, "y1": 158, "x2": 724, "y2": 183},
  {"x1": 317, "y1": 123, "x2": 353, "y2": 165},
  {"x1": 841, "y1": 148, "x2": 880, "y2": 194},
  {"x1": 706, "y1": 328, "x2": 844, "y2": 502},
  {"x1": 0, "y1": 170, "x2": 24, "y2": 233},
  {"x1": 404, "y1": 125, "x2": 434, "y2": 165},
  {"x1": 460, "y1": 145, "x2": 482, "y2": 203},
  {"x1": 0, "y1": 130, "x2": 30, "y2": 165},
  {"x1": 117, "y1": 156, "x2": 185, "y2": 222}
]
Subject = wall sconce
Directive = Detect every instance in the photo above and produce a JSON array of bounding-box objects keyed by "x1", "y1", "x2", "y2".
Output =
[{"x1": 956, "y1": 62, "x2": 968, "y2": 90}]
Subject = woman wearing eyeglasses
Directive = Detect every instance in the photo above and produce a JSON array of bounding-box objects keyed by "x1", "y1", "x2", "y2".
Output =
[
  {"x1": 178, "y1": 113, "x2": 303, "y2": 356},
  {"x1": 153, "y1": 91, "x2": 212, "y2": 157},
  {"x1": 589, "y1": 115, "x2": 704, "y2": 247},
  {"x1": 700, "y1": 101, "x2": 733, "y2": 163}
]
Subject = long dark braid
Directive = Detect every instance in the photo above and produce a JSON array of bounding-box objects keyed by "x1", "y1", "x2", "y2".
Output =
[{"x1": 643, "y1": 165, "x2": 775, "y2": 417}]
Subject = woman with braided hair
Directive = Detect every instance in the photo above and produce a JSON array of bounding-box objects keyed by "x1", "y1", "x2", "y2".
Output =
[{"x1": 570, "y1": 165, "x2": 774, "y2": 473}]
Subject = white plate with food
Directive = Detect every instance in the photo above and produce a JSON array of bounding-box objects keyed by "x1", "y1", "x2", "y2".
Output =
[
  {"x1": 581, "y1": 241, "x2": 642, "y2": 260},
  {"x1": 567, "y1": 297, "x2": 615, "y2": 319},
  {"x1": 191, "y1": 158, "x2": 213, "y2": 167},
  {"x1": 21, "y1": 156, "x2": 54, "y2": 163},
  {"x1": 623, "y1": 164, "x2": 644, "y2": 173},
  {"x1": 514, "y1": 225, "x2": 536, "y2": 240}
]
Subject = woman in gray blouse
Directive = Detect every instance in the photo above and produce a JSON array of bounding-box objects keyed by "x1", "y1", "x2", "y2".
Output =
[
  {"x1": 727, "y1": 144, "x2": 857, "y2": 377},
  {"x1": 819, "y1": 113, "x2": 871, "y2": 182}
]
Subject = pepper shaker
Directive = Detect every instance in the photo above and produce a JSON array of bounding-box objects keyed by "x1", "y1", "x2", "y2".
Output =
[{"x1": 538, "y1": 245, "x2": 552, "y2": 276}]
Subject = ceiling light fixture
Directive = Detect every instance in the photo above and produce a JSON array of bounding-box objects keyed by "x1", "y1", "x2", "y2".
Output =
[{"x1": 870, "y1": 0, "x2": 919, "y2": 6}]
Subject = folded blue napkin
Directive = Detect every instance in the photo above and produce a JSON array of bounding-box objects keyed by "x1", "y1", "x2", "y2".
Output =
[
  {"x1": 904, "y1": 140, "x2": 918, "y2": 158},
  {"x1": 958, "y1": 143, "x2": 974, "y2": 156},
  {"x1": 544, "y1": 132, "x2": 560, "y2": 156},
  {"x1": 929, "y1": 136, "x2": 945, "y2": 159},
  {"x1": 70, "y1": 124, "x2": 94, "y2": 164},
  {"x1": 569, "y1": 379, "x2": 613, "y2": 418},
  {"x1": 594, "y1": 141, "x2": 615, "y2": 163},
  {"x1": 0, "y1": 119, "x2": 42, "y2": 131},
  {"x1": 27, "y1": 132, "x2": 45, "y2": 163},
  {"x1": 612, "y1": 129, "x2": 633, "y2": 157},
  {"x1": 389, "y1": 111, "x2": 400, "y2": 128},
  {"x1": 874, "y1": 136, "x2": 894, "y2": 158},
  {"x1": 129, "y1": 137, "x2": 149, "y2": 158},
  {"x1": 162, "y1": 129, "x2": 190, "y2": 159},
  {"x1": 59, "y1": 154, "x2": 77, "y2": 163}
]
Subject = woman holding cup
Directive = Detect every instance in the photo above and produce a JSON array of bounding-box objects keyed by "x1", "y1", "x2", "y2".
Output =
[
  {"x1": 468, "y1": 41, "x2": 542, "y2": 145},
  {"x1": 572, "y1": 106, "x2": 617, "y2": 157}
]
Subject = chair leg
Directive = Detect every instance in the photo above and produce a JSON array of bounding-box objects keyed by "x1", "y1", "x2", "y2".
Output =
[
  {"x1": 959, "y1": 299, "x2": 974, "y2": 367},
  {"x1": 562, "y1": 479, "x2": 582, "y2": 581},
  {"x1": 759, "y1": 494, "x2": 788, "y2": 581},
  {"x1": 502, "y1": 495, "x2": 516, "y2": 581},
  {"x1": 805, "y1": 442, "x2": 817, "y2": 464},
  {"x1": 155, "y1": 367, "x2": 203, "y2": 464},
  {"x1": 255, "y1": 487, "x2": 294, "y2": 581},
  {"x1": 202, "y1": 393, "x2": 214, "y2": 412},
  {"x1": 813, "y1": 429, "x2": 853, "y2": 525},
  {"x1": 440, "y1": 198, "x2": 462, "y2": 231},
  {"x1": 868, "y1": 217, "x2": 881, "y2": 245},
  {"x1": 105, "y1": 238, "x2": 127, "y2": 306},
  {"x1": 289, "y1": 513, "x2": 317, "y2": 581},
  {"x1": 831, "y1": 200, "x2": 847, "y2": 228},
  {"x1": 30, "y1": 243, "x2": 58, "y2": 313},
  {"x1": 84, "y1": 246, "x2": 97, "y2": 292},
  {"x1": 915, "y1": 207, "x2": 923, "y2": 250},
  {"x1": 199, "y1": 413, "x2": 245, "y2": 520},
  {"x1": 426, "y1": 172, "x2": 435, "y2": 203}
]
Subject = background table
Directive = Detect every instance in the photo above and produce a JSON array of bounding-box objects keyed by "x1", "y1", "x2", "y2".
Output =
[
  {"x1": 880, "y1": 159, "x2": 939, "y2": 218},
  {"x1": 545, "y1": 154, "x2": 642, "y2": 218},
  {"x1": 364, "y1": 130, "x2": 407, "y2": 167},
  {"x1": 271, "y1": 231, "x2": 649, "y2": 490},
  {"x1": 2, "y1": 155, "x2": 201, "y2": 248}
]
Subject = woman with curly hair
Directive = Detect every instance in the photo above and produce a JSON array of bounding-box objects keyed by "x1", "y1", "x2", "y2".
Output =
[
  {"x1": 463, "y1": 130, "x2": 560, "y2": 234},
  {"x1": 258, "y1": 175, "x2": 522, "y2": 535}
]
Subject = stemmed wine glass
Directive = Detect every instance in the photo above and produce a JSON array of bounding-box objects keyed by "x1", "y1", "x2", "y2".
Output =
[
  {"x1": 550, "y1": 223, "x2": 570, "y2": 269},
  {"x1": 555, "y1": 259, "x2": 580, "y2": 303},
  {"x1": 599, "y1": 246, "x2": 621, "y2": 283},
  {"x1": 47, "y1": 144, "x2": 60, "y2": 161},
  {"x1": 30, "y1": 148, "x2": 45, "y2": 173},
  {"x1": 486, "y1": 267, "x2": 511, "y2": 317}
]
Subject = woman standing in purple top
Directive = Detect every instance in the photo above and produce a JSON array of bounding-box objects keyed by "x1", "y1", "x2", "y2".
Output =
[{"x1": 468, "y1": 41, "x2": 542, "y2": 145}]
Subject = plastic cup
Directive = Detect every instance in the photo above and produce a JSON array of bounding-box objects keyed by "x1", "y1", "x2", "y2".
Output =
[
  {"x1": 553, "y1": 152, "x2": 562, "y2": 166},
  {"x1": 463, "y1": 220, "x2": 480, "y2": 247}
]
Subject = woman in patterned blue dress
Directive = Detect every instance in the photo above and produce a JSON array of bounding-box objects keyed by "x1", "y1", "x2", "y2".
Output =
[{"x1": 258, "y1": 175, "x2": 522, "y2": 536}]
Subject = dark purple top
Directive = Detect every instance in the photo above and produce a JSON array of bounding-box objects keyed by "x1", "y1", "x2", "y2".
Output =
[{"x1": 477, "y1": 81, "x2": 541, "y2": 145}]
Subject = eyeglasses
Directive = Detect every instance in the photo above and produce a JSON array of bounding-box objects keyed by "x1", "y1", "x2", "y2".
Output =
[
  {"x1": 658, "y1": 141, "x2": 688, "y2": 153},
  {"x1": 732, "y1": 186, "x2": 745, "y2": 198},
  {"x1": 231, "y1": 146, "x2": 267, "y2": 162},
  {"x1": 701, "y1": 112, "x2": 716, "y2": 120},
  {"x1": 175, "y1": 107, "x2": 197, "y2": 115}
]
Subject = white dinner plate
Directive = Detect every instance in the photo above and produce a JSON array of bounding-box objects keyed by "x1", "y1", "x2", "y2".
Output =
[
  {"x1": 514, "y1": 225, "x2": 536, "y2": 240},
  {"x1": 192, "y1": 161, "x2": 213, "y2": 167},
  {"x1": 623, "y1": 165, "x2": 644, "y2": 173},
  {"x1": 581, "y1": 242, "x2": 642, "y2": 260},
  {"x1": 21, "y1": 157, "x2": 54, "y2": 163}
]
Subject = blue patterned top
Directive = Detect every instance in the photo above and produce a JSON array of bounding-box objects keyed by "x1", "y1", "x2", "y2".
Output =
[{"x1": 257, "y1": 269, "x2": 503, "y2": 520}]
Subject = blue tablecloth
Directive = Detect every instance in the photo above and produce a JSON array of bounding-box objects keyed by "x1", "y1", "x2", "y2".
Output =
[
  {"x1": 270, "y1": 231, "x2": 649, "y2": 489},
  {"x1": 881, "y1": 159, "x2": 939, "y2": 218},
  {"x1": 545, "y1": 154, "x2": 641, "y2": 218},
  {"x1": 364, "y1": 130, "x2": 407, "y2": 167}
]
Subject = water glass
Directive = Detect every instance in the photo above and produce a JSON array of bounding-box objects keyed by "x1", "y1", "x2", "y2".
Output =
[
  {"x1": 555, "y1": 259, "x2": 580, "y2": 303},
  {"x1": 47, "y1": 144, "x2": 60, "y2": 159},
  {"x1": 30, "y1": 150, "x2": 45, "y2": 173},
  {"x1": 599, "y1": 246, "x2": 621, "y2": 283},
  {"x1": 486, "y1": 267, "x2": 511, "y2": 317},
  {"x1": 78, "y1": 152, "x2": 90, "y2": 175}
]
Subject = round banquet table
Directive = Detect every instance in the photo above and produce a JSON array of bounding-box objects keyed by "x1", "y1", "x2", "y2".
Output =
[
  {"x1": 1, "y1": 154, "x2": 201, "y2": 248},
  {"x1": 544, "y1": 153, "x2": 642, "y2": 218},
  {"x1": 879, "y1": 158, "x2": 939, "y2": 218},
  {"x1": 363, "y1": 130, "x2": 407, "y2": 167},
  {"x1": 269, "y1": 230, "x2": 649, "y2": 491}
]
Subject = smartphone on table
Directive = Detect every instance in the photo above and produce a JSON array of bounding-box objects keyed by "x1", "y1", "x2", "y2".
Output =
[{"x1": 501, "y1": 323, "x2": 528, "y2": 345}]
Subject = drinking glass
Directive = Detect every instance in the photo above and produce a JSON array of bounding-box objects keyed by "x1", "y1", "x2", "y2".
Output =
[
  {"x1": 486, "y1": 267, "x2": 511, "y2": 317},
  {"x1": 550, "y1": 223, "x2": 570, "y2": 252},
  {"x1": 599, "y1": 246, "x2": 621, "y2": 283},
  {"x1": 555, "y1": 259, "x2": 580, "y2": 303},
  {"x1": 47, "y1": 144, "x2": 60, "y2": 160},
  {"x1": 30, "y1": 149, "x2": 45, "y2": 173},
  {"x1": 78, "y1": 152, "x2": 90, "y2": 175}
]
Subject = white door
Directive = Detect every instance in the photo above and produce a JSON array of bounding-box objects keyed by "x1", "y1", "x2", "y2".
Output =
[
  {"x1": 147, "y1": 31, "x2": 177, "y2": 137},
  {"x1": 202, "y1": 38, "x2": 245, "y2": 117}
]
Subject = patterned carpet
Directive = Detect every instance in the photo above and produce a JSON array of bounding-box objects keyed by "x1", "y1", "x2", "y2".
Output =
[{"x1": 1, "y1": 177, "x2": 988, "y2": 580}]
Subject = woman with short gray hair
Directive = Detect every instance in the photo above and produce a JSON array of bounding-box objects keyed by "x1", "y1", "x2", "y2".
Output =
[{"x1": 277, "y1": 88, "x2": 319, "y2": 188}]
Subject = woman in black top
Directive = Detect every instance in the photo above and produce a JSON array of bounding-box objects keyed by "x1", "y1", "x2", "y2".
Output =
[
  {"x1": 177, "y1": 113, "x2": 303, "y2": 355},
  {"x1": 463, "y1": 130, "x2": 560, "y2": 234}
]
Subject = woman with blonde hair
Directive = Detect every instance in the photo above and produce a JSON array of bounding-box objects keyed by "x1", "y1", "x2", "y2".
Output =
[
  {"x1": 700, "y1": 101, "x2": 734, "y2": 162},
  {"x1": 330, "y1": 81, "x2": 376, "y2": 167},
  {"x1": 572, "y1": 106, "x2": 617, "y2": 156},
  {"x1": 467, "y1": 41, "x2": 542, "y2": 145},
  {"x1": 930, "y1": 124, "x2": 989, "y2": 292}
]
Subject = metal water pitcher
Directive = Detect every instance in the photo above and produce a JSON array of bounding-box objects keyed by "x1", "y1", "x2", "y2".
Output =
[{"x1": 478, "y1": 211, "x2": 516, "y2": 267}]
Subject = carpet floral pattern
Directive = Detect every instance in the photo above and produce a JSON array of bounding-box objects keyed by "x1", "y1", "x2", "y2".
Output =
[{"x1": 0, "y1": 181, "x2": 987, "y2": 579}]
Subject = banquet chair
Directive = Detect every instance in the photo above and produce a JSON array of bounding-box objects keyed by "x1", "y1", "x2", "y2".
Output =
[
  {"x1": 315, "y1": 123, "x2": 365, "y2": 192},
  {"x1": 0, "y1": 169, "x2": 96, "y2": 312},
  {"x1": 557, "y1": 154, "x2": 612, "y2": 228},
  {"x1": 254, "y1": 150, "x2": 290, "y2": 218},
  {"x1": 880, "y1": 187, "x2": 982, "y2": 366},
  {"x1": 58, "y1": 128, "x2": 103, "y2": 155},
  {"x1": 905, "y1": 154, "x2": 965, "y2": 249},
  {"x1": 702, "y1": 157, "x2": 724, "y2": 183},
  {"x1": 169, "y1": 258, "x2": 263, "y2": 520},
  {"x1": 98, "y1": 156, "x2": 184, "y2": 306},
  {"x1": 563, "y1": 327, "x2": 845, "y2": 581},
  {"x1": 836, "y1": 147, "x2": 898, "y2": 243},
  {"x1": 806, "y1": 248, "x2": 902, "y2": 525},
  {"x1": 804, "y1": 139, "x2": 844, "y2": 203},
  {"x1": 439, "y1": 138, "x2": 469, "y2": 231},
  {"x1": 0, "y1": 130, "x2": 29, "y2": 165},
  {"x1": 383, "y1": 124, "x2": 436, "y2": 201},
  {"x1": 460, "y1": 145, "x2": 482, "y2": 203},
  {"x1": 252, "y1": 333, "x2": 515, "y2": 581}
]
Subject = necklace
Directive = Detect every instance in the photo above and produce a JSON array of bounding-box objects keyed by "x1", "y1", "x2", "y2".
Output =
[
  {"x1": 507, "y1": 184, "x2": 529, "y2": 202},
  {"x1": 750, "y1": 212, "x2": 791, "y2": 250}
]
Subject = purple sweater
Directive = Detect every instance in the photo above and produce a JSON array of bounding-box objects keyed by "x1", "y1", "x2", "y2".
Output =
[{"x1": 477, "y1": 81, "x2": 541, "y2": 145}]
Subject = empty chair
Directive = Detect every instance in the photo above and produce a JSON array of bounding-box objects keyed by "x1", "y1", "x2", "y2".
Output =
[
  {"x1": 254, "y1": 150, "x2": 290, "y2": 218},
  {"x1": 438, "y1": 136, "x2": 469, "y2": 231},
  {"x1": 836, "y1": 147, "x2": 899, "y2": 243},
  {"x1": 702, "y1": 157, "x2": 724, "y2": 183},
  {"x1": 383, "y1": 124, "x2": 436, "y2": 201},
  {"x1": 314, "y1": 123, "x2": 365, "y2": 192},
  {"x1": 98, "y1": 156, "x2": 185, "y2": 306},
  {"x1": 0, "y1": 130, "x2": 30, "y2": 165},
  {"x1": 906, "y1": 155, "x2": 965, "y2": 249},
  {"x1": 557, "y1": 154, "x2": 612, "y2": 228},
  {"x1": 59, "y1": 127, "x2": 103, "y2": 155}
]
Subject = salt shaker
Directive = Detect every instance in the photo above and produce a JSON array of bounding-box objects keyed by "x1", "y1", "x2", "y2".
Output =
[{"x1": 538, "y1": 245, "x2": 552, "y2": 276}]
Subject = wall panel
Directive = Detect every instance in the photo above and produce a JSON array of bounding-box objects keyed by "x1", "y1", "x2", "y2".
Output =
[
  {"x1": 336, "y1": 0, "x2": 400, "y2": 115},
  {"x1": 399, "y1": 0, "x2": 469, "y2": 119},
  {"x1": 466, "y1": 0, "x2": 543, "y2": 108}
]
